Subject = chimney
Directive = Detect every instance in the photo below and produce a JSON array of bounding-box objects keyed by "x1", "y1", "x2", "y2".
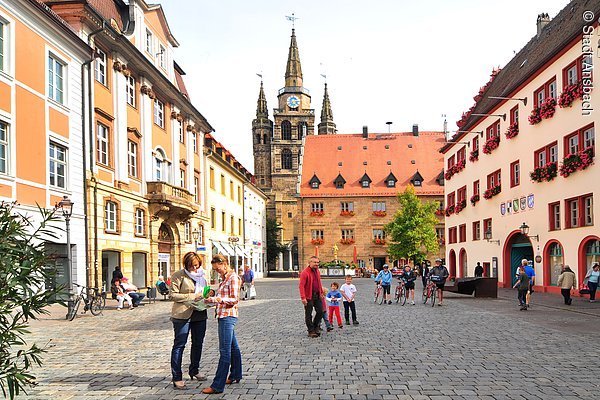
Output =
[
  {"x1": 412, "y1": 124, "x2": 419, "y2": 136},
  {"x1": 537, "y1": 13, "x2": 550, "y2": 37},
  {"x1": 362, "y1": 125, "x2": 368, "y2": 138}
]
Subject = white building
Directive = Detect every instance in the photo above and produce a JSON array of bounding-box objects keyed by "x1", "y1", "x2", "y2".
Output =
[{"x1": 244, "y1": 183, "x2": 268, "y2": 278}]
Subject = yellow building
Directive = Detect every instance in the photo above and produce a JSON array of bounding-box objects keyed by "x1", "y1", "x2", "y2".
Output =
[
  {"x1": 0, "y1": 0, "x2": 91, "y2": 293},
  {"x1": 442, "y1": 5, "x2": 599, "y2": 294},
  {"x1": 45, "y1": 0, "x2": 213, "y2": 289}
]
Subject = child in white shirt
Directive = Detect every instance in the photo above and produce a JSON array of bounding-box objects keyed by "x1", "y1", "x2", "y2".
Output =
[{"x1": 340, "y1": 275, "x2": 359, "y2": 325}]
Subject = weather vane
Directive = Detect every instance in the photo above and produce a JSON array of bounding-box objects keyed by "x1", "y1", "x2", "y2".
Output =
[{"x1": 285, "y1": 13, "x2": 299, "y2": 29}]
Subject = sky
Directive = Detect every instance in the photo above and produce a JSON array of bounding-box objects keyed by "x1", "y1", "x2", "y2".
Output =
[{"x1": 160, "y1": 0, "x2": 569, "y2": 172}]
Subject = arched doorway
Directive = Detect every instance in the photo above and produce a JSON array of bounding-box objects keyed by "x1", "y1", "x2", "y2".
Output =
[
  {"x1": 448, "y1": 249, "x2": 457, "y2": 278},
  {"x1": 578, "y1": 236, "x2": 600, "y2": 283},
  {"x1": 158, "y1": 223, "x2": 174, "y2": 278},
  {"x1": 503, "y1": 230, "x2": 533, "y2": 288},
  {"x1": 543, "y1": 240, "x2": 564, "y2": 288},
  {"x1": 459, "y1": 248, "x2": 467, "y2": 278}
]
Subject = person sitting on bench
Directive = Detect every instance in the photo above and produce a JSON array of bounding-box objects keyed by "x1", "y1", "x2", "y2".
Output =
[{"x1": 156, "y1": 275, "x2": 169, "y2": 296}]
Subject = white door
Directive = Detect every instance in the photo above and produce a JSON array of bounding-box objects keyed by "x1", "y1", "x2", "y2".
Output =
[{"x1": 158, "y1": 253, "x2": 170, "y2": 279}]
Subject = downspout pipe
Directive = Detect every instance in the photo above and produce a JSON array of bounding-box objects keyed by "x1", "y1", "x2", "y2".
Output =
[{"x1": 82, "y1": 22, "x2": 105, "y2": 289}]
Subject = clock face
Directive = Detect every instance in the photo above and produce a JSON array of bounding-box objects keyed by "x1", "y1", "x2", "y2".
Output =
[{"x1": 287, "y1": 96, "x2": 300, "y2": 108}]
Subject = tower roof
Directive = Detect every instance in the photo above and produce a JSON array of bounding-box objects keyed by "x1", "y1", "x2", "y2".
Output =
[
  {"x1": 256, "y1": 81, "x2": 268, "y2": 119},
  {"x1": 318, "y1": 82, "x2": 336, "y2": 134},
  {"x1": 285, "y1": 29, "x2": 303, "y2": 88}
]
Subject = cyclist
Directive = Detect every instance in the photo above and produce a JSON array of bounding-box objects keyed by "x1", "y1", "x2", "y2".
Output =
[
  {"x1": 428, "y1": 259, "x2": 449, "y2": 306},
  {"x1": 402, "y1": 265, "x2": 417, "y2": 305},
  {"x1": 375, "y1": 264, "x2": 393, "y2": 304}
]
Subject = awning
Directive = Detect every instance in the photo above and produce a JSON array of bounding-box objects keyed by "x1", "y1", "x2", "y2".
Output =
[
  {"x1": 221, "y1": 242, "x2": 235, "y2": 256},
  {"x1": 213, "y1": 241, "x2": 234, "y2": 256},
  {"x1": 235, "y1": 246, "x2": 251, "y2": 258}
]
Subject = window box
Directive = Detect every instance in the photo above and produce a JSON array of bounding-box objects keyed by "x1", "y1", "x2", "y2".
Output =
[
  {"x1": 372, "y1": 238, "x2": 386, "y2": 245},
  {"x1": 505, "y1": 122, "x2": 519, "y2": 139},
  {"x1": 340, "y1": 210, "x2": 355, "y2": 217},
  {"x1": 529, "y1": 97, "x2": 556, "y2": 125},
  {"x1": 454, "y1": 199, "x2": 467, "y2": 214},
  {"x1": 483, "y1": 185, "x2": 501, "y2": 199},
  {"x1": 558, "y1": 81, "x2": 584, "y2": 108},
  {"x1": 469, "y1": 149, "x2": 479, "y2": 162},
  {"x1": 470, "y1": 194, "x2": 480, "y2": 205},
  {"x1": 444, "y1": 159, "x2": 466, "y2": 180},
  {"x1": 435, "y1": 208, "x2": 445, "y2": 216},
  {"x1": 372, "y1": 210, "x2": 387, "y2": 217},
  {"x1": 445, "y1": 204, "x2": 455, "y2": 216},
  {"x1": 309, "y1": 211, "x2": 324, "y2": 217},
  {"x1": 559, "y1": 146, "x2": 595, "y2": 177},
  {"x1": 482, "y1": 136, "x2": 500, "y2": 154},
  {"x1": 340, "y1": 238, "x2": 355, "y2": 245},
  {"x1": 530, "y1": 161, "x2": 558, "y2": 183},
  {"x1": 311, "y1": 238, "x2": 324, "y2": 245}
]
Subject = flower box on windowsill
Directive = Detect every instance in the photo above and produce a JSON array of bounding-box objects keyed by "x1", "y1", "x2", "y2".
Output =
[
  {"x1": 372, "y1": 211, "x2": 387, "y2": 217},
  {"x1": 309, "y1": 211, "x2": 324, "y2": 217},
  {"x1": 340, "y1": 238, "x2": 355, "y2": 245},
  {"x1": 311, "y1": 238, "x2": 324, "y2": 245},
  {"x1": 482, "y1": 136, "x2": 500, "y2": 154},
  {"x1": 470, "y1": 194, "x2": 480, "y2": 205},
  {"x1": 469, "y1": 149, "x2": 479, "y2": 162},
  {"x1": 558, "y1": 81, "x2": 584, "y2": 108},
  {"x1": 530, "y1": 161, "x2": 558, "y2": 182},
  {"x1": 445, "y1": 204, "x2": 455, "y2": 217},
  {"x1": 559, "y1": 146, "x2": 595, "y2": 177},
  {"x1": 483, "y1": 185, "x2": 501, "y2": 199},
  {"x1": 454, "y1": 199, "x2": 467, "y2": 214},
  {"x1": 340, "y1": 210, "x2": 355, "y2": 217},
  {"x1": 529, "y1": 97, "x2": 556, "y2": 125},
  {"x1": 435, "y1": 209, "x2": 445, "y2": 216},
  {"x1": 505, "y1": 122, "x2": 519, "y2": 139},
  {"x1": 372, "y1": 238, "x2": 386, "y2": 245},
  {"x1": 444, "y1": 159, "x2": 466, "y2": 180}
]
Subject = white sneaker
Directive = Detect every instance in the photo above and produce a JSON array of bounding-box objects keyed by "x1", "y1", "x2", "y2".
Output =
[{"x1": 411, "y1": 301, "x2": 415, "y2": 305}]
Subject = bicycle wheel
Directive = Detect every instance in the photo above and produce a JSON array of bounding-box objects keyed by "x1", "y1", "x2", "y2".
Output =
[
  {"x1": 394, "y1": 286, "x2": 401, "y2": 303},
  {"x1": 422, "y1": 286, "x2": 429, "y2": 304},
  {"x1": 400, "y1": 286, "x2": 407, "y2": 305},
  {"x1": 90, "y1": 293, "x2": 106, "y2": 316},
  {"x1": 67, "y1": 297, "x2": 81, "y2": 321},
  {"x1": 376, "y1": 287, "x2": 384, "y2": 304},
  {"x1": 431, "y1": 287, "x2": 437, "y2": 307}
]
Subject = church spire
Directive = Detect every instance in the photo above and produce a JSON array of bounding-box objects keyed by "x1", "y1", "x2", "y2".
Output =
[
  {"x1": 256, "y1": 81, "x2": 268, "y2": 119},
  {"x1": 284, "y1": 29, "x2": 303, "y2": 88},
  {"x1": 318, "y1": 83, "x2": 336, "y2": 135}
]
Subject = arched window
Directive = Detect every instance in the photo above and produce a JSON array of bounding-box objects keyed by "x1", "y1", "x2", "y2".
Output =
[
  {"x1": 255, "y1": 134, "x2": 261, "y2": 144},
  {"x1": 262, "y1": 134, "x2": 267, "y2": 144},
  {"x1": 298, "y1": 122, "x2": 307, "y2": 139},
  {"x1": 547, "y1": 242, "x2": 564, "y2": 286},
  {"x1": 586, "y1": 239, "x2": 600, "y2": 269},
  {"x1": 154, "y1": 149, "x2": 170, "y2": 182},
  {"x1": 281, "y1": 148, "x2": 292, "y2": 169},
  {"x1": 281, "y1": 121, "x2": 292, "y2": 140}
]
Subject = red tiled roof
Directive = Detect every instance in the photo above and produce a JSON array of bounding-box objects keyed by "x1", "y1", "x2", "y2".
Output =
[
  {"x1": 88, "y1": 0, "x2": 124, "y2": 31},
  {"x1": 174, "y1": 62, "x2": 189, "y2": 99},
  {"x1": 300, "y1": 132, "x2": 445, "y2": 197}
]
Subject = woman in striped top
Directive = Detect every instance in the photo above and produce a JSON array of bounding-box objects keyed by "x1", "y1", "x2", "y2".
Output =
[{"x1": 201, "y1": 254, "x2": 243, "y2": 394}]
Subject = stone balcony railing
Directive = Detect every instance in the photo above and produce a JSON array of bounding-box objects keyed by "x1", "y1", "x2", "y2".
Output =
[{"x1": 146, "y1": 181, "x2": 198, "y2": 220}]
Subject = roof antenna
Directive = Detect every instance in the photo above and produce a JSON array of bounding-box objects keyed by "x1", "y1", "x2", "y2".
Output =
[{"x1": 386, "y1": 121, "x2": 393, "y2": 133}]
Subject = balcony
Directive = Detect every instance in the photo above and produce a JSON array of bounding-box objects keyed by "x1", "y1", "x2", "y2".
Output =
[{"x1": 146, "y1": 181, "x2": 198, "y2": 220}]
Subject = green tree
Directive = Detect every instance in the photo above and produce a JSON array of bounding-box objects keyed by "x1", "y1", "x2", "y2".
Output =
[
  {"x1": 0, "y1": 202, "x2": 63, "y2": 399},
  {"x1": 384, "y1": 186, "x2": 439, "y2": 265},
  {"x1": 265, "y1": 217, "x2": 285, "y2": 268}
]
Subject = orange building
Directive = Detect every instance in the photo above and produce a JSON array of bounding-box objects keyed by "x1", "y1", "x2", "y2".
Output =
[
  {"x1": 299, "y1": 127, "x2": 445, "y2": 271},
  {"x1": 45, "y1": 0, "x2": 214, "y2": 290},
  {"x1": 441, "y1": 4, "x2": 599, "y2": 293},
  {"x1": 0, "y1": 0, "x2": 91, "y2": 292}
]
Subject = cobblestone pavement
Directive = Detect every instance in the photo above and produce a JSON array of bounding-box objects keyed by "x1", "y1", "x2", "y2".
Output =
[{"x1": 24, "y1": 277, "x2": 600, "y2": 399}]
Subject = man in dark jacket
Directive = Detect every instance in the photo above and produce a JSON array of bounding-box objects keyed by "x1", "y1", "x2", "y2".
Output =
[
  {"x1": 474, "y1": 262, "x2": 484, "y2": 277},
  {"x1": 429, "y1": 259, "x2": 449, "y2": 306},
  {"x1": 299, "y1": 256, "x2": 323, "y2": 338}
]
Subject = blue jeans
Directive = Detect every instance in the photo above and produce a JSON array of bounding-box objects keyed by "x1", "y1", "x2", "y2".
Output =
[
  {"x1": 211, "y1": 317, "x2": 242, "y2": 392},
  {"x1": 170, "y1": 319, "x2": 207, "y2": 381},
  {"x1": 128, "y1": 292, "x2": 145, "y2": 306}
]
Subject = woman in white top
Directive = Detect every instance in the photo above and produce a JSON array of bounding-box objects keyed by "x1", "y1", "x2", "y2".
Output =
[{"x1": 583, "y1": 262, "x2": 600, "y2": 302}]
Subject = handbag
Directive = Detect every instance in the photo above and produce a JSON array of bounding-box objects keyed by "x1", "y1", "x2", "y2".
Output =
[
  {"x1": 579, "y1": 283, "x2": 590, "y2": 295},
  {"x1": 249, "y1": 285, "x2": 257, "y2": 298}
]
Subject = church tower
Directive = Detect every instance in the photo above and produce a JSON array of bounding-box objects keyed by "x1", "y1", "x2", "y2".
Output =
[
  {"x1": 252, "y1": 81, "x2": 273, "y2": 190},
  {"x1": 318, "y1": 83, "x2": 336, "y2": 134}
]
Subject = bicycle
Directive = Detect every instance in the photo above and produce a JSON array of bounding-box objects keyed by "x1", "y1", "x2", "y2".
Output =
[
  {"x1": 395, "y1": 280, "x2": 407, "y2": 305},
  {"x1": 66, "y1": 283, "x2": 106, "y2": 321},
  {"x1": 422, "y1": 279, "x2": 437, "y2": 307},
  {"x1": 373, "y1": 283, "x2": 384, "y2": 304}
]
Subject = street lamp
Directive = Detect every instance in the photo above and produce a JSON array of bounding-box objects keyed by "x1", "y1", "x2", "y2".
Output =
[
  {"x1": 484, "y1": 228, "x2": 500, "y2": 245},
  {"x1": 192, "y1": 228, "x2": 199, "y2": 251},
  {"x1": 519, "y1": 222, "x2": 539, "y2": 242},
  {"x1": 56, "y1": 195, "x2": 74, "y2": 315},
  {"x1": 228, "y1": 236, "x2": 240, "y2": 273}
]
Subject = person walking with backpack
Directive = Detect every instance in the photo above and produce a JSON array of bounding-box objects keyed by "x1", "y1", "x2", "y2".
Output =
[{"x1": 557, "y1": 265, "x2": 577, "y2": 305}]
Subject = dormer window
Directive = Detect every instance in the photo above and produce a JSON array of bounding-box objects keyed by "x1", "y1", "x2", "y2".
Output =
[
  {"x1": 360, "y1": 172, "x2": 372, "y2": 188},
  {"x1": 334, "y1": 173, "x2": 346, "y2": 189},
  {"x1": 309, "y1": 173, "x2": 321, "y2": 189},
  {"x1": 385, "y1": 171, "x2": 397, "y2": 188},
  {"x1": 410, "y1": 171, "x2": 424, "y2": 187},
  {"x1": 436, "y1": 170, "x2": 445, "y2": 186}
]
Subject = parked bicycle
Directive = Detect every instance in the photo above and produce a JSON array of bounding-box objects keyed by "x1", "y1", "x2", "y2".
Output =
[
  {"x1": 374, "y1": 283, "x2": 384, "y2": 304},
  {"x1": 395, "y1": 279, "x2": 407, "y2": 305},
  {"x1": 422, "y1": 278, "x2": 437, "y2": 307},
  {"x1": 66, "y1": 283, "x2": 106, "y2": 321}
]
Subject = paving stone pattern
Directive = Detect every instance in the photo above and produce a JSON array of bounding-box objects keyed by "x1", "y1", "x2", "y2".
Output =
[{"x1": 24, "y1": 278, "x2": 600, "y2": 399}]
